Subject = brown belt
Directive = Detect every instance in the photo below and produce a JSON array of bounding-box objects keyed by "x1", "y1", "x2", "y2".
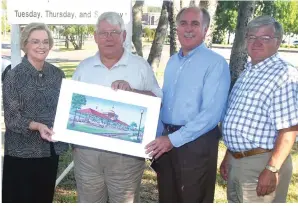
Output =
[{"x1": 229, "y1": 148, "x2": 273, "y2": 159}]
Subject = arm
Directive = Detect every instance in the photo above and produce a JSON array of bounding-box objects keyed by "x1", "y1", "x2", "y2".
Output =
[
  {"x1": 169, "y1": 59, "x2": 231, "y2": 147},
  {"x1": 257, "y1": 77, "x2": 298, "y2": 196},
  {"x1": 72, "y1": 65, "x2": 81, "y2": 81},
  {"x1": 140, "y1": 62, "x2": 163, "y2": 98},
  {"x1": 268, "y1": 125, "x2": 297, "y2": 170},
  {"x1": 269, "y1": 78, "x2": 298, "y2": 169},
  {"x1": 220, "y1": 149, "x2": 230, "y2": 181},
  {"x1": 3, "y1": 71, "x2": 54, "y2": 141},
  {"x1": 3, "y1": 72, "x2": 32, "y2": 136}
]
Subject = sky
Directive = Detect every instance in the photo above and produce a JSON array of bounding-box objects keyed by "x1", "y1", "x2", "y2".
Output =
[{"x1": 80, "y1": 95, "x2": 147, "y2": 127}]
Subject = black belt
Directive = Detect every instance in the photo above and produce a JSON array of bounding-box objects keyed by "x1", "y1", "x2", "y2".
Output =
[{"x1": 163, "y1": 123, "x2": 183, "y2": 134}]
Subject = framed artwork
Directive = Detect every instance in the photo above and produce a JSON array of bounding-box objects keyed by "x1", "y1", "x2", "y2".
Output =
[{"x1": 52, "y1": 79, "x2": 161, "y2": 158}]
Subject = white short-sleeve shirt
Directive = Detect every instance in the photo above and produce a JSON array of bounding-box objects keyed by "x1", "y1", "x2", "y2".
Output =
[{"x1": 72, "y1": 49, "x2": 162, "y2": 98}]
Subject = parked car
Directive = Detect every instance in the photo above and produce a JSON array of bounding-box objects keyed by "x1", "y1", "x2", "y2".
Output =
[
  {"x1": 293, "y1": 40, "x2": 298, "y2": 46},
  {"x1": 2, "y1": 56, "x2": 12, "y2": 82}
]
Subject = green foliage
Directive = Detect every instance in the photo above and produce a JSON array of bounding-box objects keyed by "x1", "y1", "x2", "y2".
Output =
[
  {"x1": 257, "y1": 0, "x2": 298, "y2": 35},
  {"x1": 1, "y1": 15, "x2": 10, "y2": 34},
  {"x1": 273, "y1": 1, "x2": 298, "y2": 35},
  {"x1": 143, "y1": 27, "x2": 155, "y2": 41},
  {"x1": 213, "y1": 0, "x2": 298, "y2": 44},
  {"x1": 147, "y1": 6, "x2": 161, "y2": 13},
  {"x1": 130, "y1": 122, "x2": 137, "y2": 128},
  {"x1": 213, "y1": 1, "x2": 238, "y2": 44},
  {"x1": 59, "y1": 25, "x2": 94, "y2": 50},
  {"x1": 256, "y1": 1, "x2": 275, "y2": 16},
  {"x1": 71, "y1": 94, "x2": 87, "y2": 112},
  {"x1": 2, "y1": 0, "x2": 7, "y2": 9}
]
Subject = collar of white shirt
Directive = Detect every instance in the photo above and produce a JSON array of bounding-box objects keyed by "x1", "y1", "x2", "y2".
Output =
[{"x1": 92, "y1": 49, "x2": 130, "y2": 68}]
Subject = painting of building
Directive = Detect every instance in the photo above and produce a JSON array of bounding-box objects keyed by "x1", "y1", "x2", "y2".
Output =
[{"x1": 67, "y1": 93, "x2": 147, "y2": 144}]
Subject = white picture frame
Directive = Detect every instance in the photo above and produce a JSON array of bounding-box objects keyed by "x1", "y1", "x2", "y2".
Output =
[{"x1": 52, "y1": 79, "x2": 161, "y2": 158}]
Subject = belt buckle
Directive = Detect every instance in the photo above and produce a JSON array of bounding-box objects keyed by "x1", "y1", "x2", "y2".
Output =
[{"x1": 166, "y1": 125, "x2": 170, "y2": 132}]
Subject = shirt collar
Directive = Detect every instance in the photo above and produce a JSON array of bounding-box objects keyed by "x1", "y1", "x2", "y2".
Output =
[
  {"x1": 246, "y1": 53, "x2": 279, "y2": 71},
  {"x1": 22, "y1": 55, "x2": 50, "y2": 76},
  {"x1": 93, "y1": 49, "x2": 129, "y2": 68},
  {"x1": 178, "y1": 43, "x2": 206, "y2": 59}
]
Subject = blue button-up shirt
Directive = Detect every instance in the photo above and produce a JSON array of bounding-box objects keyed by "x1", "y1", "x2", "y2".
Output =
[{"x1": 158, "y1": 43, "x2": 231, "y2": 147}]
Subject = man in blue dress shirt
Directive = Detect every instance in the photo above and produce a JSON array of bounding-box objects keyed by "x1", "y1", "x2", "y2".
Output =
[{"x1": 145, "y1": 7, "x2": 231, "y2": 202}]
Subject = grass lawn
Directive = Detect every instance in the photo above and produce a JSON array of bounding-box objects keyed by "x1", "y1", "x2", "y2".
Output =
[
  {"x1": 53, "y1": 141, "x2": 298, "y2": 203},
  {"x1": 54, "y1": 62, "x2": 79, "y2": 79}
]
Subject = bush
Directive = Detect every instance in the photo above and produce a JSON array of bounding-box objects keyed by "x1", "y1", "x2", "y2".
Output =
[{"x1": 280, "y1": 44, "x2": 298, "y2": 49}]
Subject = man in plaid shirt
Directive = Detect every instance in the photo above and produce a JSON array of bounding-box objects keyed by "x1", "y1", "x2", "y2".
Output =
[{"x1": 220, "y1": 15, "x2": 298, "y2": 203}]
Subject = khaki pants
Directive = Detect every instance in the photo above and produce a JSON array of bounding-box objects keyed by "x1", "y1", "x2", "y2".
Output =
[
  {"x1": 72, "y1": 147, "x2": 145, "y2": 203},
  {"x1": 227, "y1": 152, "x2": 293, "y2": 203}
]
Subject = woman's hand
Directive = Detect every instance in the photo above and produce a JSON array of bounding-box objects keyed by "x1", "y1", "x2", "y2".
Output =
[{"x1": 29, "y1": 121, "x2": 55, "y2": 142}]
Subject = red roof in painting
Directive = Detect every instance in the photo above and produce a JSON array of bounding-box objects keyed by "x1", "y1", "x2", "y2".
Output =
[
  {"x1": 78, "y1": 108, "x2": 110, "y2": 119},
  {"x1": 77, "y1": 108, "x2": 129, "y2": 126}
]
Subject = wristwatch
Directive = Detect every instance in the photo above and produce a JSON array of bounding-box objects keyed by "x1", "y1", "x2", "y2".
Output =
[{"x1": 265, "y1": 165, "x2": 279, "y2": 173}]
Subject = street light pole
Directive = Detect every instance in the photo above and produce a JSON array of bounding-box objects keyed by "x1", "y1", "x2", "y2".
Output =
[{"x1": 137, "y1": 109, "x2": 144, "y2": 142}]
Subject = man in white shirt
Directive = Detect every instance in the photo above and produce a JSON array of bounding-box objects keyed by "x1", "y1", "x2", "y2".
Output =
[{"x1": 72, "y1": 12, "x2": 162, "y2": 203}]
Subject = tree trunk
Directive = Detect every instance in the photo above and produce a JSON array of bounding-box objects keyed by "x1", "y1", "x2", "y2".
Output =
[
  {"x1": 200, "y1": 0, "x2": 218, "y2": 48},
  {"x1": 229, "y1": 1, "x2": 256, "y2": 86},
  {"x1": 71, "y1": 110, "x2": 77, "y2": 126},
  {"x1": 65, "y1": 35, "x2": 69, "y2": 49},
  {"x1": 132, "y1": 1, "x2": 144, "y2": 57},
  {"x1": 69, "y1": 35, "x2": 79, "y2": 50},
  {"x1": 79, "y1": 27, "x2": 83, "y2": 49},
  {"x1": 228, "y1": 31, "x2": 231, "y2": 44},
  {"x1": 167, "y1": 0, "x2": 180, "y2": 56},
  {"x1": 147, "y1": 1, "x2": 169, "y2": 71},
  {"x1": 189, "y1": 0, "x2": 200, "y2": 7}
]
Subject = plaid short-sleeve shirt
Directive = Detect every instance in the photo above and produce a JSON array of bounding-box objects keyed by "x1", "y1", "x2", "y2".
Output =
[{"x1": 222, "y1": 53, "x2": 298, "y2": 152}]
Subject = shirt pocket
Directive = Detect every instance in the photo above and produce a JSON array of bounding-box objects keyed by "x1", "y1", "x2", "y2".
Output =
[{"x1": 246, "y1": 88, "x2": 271, "y2": 108}]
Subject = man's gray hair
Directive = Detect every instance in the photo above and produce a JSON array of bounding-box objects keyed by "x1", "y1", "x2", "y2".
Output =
[
  {"x1": 95, "y1": 12, "x2": 125, "y2": 32},
  {"x1": 247, "y1": 15, "x2": 283, "y2": 40},
  {"x1": 20, "y1": 22, "x2": 54, "y2": 52},
  {"x1": 176, "y1": 7, "x2": 210, "y2": 29}
]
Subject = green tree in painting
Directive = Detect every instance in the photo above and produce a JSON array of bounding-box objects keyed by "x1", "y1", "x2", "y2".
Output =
[
  {"x1": 71, "y1": 94, "x2": 87, "y2": 126},
  {"x1": 130, "y1": 122, "x2": 138, "y2": 129}
]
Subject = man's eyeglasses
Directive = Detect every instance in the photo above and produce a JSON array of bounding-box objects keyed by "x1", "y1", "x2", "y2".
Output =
[
  {"x1": 27, "y1": 39, "x2": 50, "y2": 47},
  {"x1": 246, "y1": 35, "x2": 279, "y2": 43},
  {"x1": 96, "y1": 30, "x2": 122, "y2": 39}
]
